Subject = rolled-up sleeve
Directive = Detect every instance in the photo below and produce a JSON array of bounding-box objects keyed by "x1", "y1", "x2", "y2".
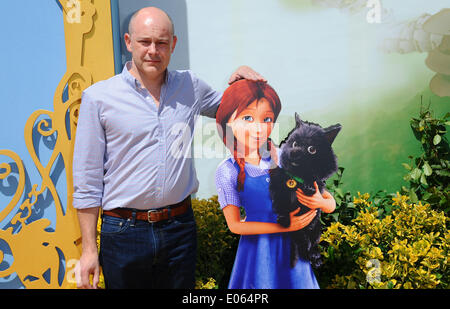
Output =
[{"x1": 72, "y1": 90, "x2": 105, "y2": 209}]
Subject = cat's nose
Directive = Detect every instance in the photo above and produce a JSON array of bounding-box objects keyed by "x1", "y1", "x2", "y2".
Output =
[{"x1": 290, "y1": 148, "x2": 303, "y2": 156}]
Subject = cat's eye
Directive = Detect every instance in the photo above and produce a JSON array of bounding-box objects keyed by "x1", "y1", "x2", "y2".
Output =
[
  {"x1": 292, "y1": 141, "x2": 299, "y2": 148},
  {"x1": 308, "y1": 146, "x2": 316, "y2": 154}
]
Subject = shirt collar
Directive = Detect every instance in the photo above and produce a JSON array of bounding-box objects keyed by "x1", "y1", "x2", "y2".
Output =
[{"x1": 121, "y1": 61, "x2": 170, "y2": 90}]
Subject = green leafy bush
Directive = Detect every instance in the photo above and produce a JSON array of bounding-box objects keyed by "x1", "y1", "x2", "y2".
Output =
[
  {"x1": 402, "y1": 105, "x2": 449, "y2": 214},
  {"x1": 324, "y1": 167, "x2": 397, "y2": 227},
  {"x1": 192, "y1": 196, "x2": 239, "y2": 289},
  {"x1": 318, "y1": 193, "x2": 449, "y2": 289},
  {"x1": 317, "y1": 104, "x2": 450, "y2": 289},
  {"x1": 323, "y1": 167, "x2": 359, "y2": 226}
]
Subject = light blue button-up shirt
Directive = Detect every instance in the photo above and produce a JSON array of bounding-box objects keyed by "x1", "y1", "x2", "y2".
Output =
[{"x1": 73, "y1": 62, "x2": 222, "y2": 210}]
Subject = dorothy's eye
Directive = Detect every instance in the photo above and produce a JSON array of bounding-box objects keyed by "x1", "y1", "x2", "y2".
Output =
[
  {"x1": 263, "y1": 117, "x2": 273, "y2": 123},
  {"x1": 308, "y1": 146, "x2": 316, "y2": 154},
  {"x1": 292, "y1": 141, "x2": 299, "y2": 148},
  {"x1": 242, "y1": 115, "x2": 254, "y2": 122}
]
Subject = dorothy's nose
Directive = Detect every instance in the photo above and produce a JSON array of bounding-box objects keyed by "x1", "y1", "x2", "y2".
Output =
[{"x1": 252, "y1": 122, "x2": 263, "y2": 133}]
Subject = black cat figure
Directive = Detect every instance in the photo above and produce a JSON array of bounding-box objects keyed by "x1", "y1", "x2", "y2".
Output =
[{"x1": 269, "y1": 113, "x2": 341, "y2": 268}]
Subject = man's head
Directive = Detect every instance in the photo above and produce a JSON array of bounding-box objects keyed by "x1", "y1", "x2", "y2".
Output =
[{"x1": 125, "y1": 7, "x2": 177, "y2": 81}]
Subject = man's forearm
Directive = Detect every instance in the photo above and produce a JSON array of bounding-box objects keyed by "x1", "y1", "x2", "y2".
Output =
[{"x1": 77, "y1": 207, "x2": 100, "y2": 254}]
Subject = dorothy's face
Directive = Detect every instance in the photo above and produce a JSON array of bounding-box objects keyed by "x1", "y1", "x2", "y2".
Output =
[{"x1": 227, "y1": 98, "x2": 275, "y2": 158}]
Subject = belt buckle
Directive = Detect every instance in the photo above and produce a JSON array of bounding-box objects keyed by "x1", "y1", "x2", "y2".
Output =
[{"x1": 147, "y1": 209, "x2": 160, "y2": 223}]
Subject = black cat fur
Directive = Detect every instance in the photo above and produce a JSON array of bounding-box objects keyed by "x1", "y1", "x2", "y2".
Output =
[{"x1": 269, "y1": 113, "x2": 341, "y2": 268}]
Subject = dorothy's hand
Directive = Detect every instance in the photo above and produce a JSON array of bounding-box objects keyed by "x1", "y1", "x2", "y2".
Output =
[
  {"x1": 296, "y1": 181, "x2": 336, "y2": 214},
  {"x1": 287, "y1": 208, "x2": 317, "y2": 232}
]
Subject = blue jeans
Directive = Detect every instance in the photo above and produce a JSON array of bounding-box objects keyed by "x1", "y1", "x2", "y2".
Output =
[{"x1": 99, "y1": 207, "x2": 197, "y2": 289}]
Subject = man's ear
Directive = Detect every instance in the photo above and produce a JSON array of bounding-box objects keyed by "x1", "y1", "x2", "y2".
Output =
[
  {"x1": 124, "y1": 33, "x2": 132, "y2": 53},
  {"x1": 171, "y1": 35, "x2": 178, "y2": 53}
]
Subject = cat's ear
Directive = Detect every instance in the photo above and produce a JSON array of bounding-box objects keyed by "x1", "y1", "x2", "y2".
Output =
[
  {"x1": 324, "y1": 124, "x2": 342, "y2": 145},
  {"x1": 295, "y1": 113, "x2": 302, "y2": 128}
]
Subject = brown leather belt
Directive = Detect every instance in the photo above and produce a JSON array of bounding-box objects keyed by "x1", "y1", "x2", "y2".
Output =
[{"x1": 103, "y1": 196, "x2": 191, "y2": 223}]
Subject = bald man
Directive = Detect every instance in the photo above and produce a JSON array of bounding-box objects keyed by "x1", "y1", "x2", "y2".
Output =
[{"x1": 73, "y1": 7, "x2": 266, "y2": 289}]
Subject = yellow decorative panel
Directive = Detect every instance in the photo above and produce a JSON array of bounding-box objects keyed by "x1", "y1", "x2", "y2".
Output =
[{"x1": 0, "y1": 0, "x2": 115, "y2": 288}]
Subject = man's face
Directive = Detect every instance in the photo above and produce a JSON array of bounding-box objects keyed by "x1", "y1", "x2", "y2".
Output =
[{"x1": 125, "y1": 16, "x2": 177, "y2": 79}]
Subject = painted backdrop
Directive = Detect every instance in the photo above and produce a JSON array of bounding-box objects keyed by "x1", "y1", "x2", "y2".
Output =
[
  {"x1": 181, "y1": 0, "x2": 450, "y2": 198},
  {"x1": 0, "y1": 0, "x2": 449, "y2": 288}
]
